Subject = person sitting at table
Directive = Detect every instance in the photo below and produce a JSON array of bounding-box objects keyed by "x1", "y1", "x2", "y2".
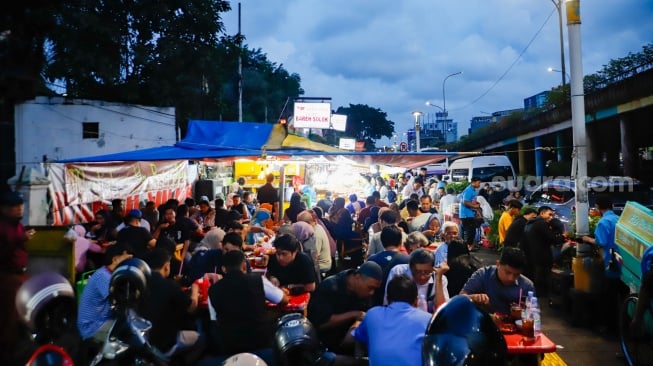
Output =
[
  {"x1": 404, "y1": 231, "x2": 429, "y2": 254},
  {"x1": 297, "y1": 210, "x2": 333, "y2": 277},
  {"x1": 384, "y1": 248, "x2": 450, "y2": 313},
  {"x1": 367, "y1": 225, "x2": 410, "y2": 306},
  {"x1": 139, "y1": 248, "x2": 204, "y2": 363},
  {"x1": 353, "y1": 274, "x2": 431, "y2": 366},
  {"x1": 266, "y1": 233, "x2": 317, "y2": 293},
  {"x1": 460, "y1": 246, "x2": 535, "y2": 314},
  {"x1": 307, "y1": 261, "x2": 383, "y2": 354},
  {"x1": 208, "y1": 250, "x2": 288, "y2": 359},
  {"x1": 433, "y1": 221, "x2": 461, "y2": 267},
  {"x1": 328, "y1": 197, "x2": 360, "y2": 240},
  {"x1": 186, "y1": 227, "x2": 226, "y2": 282},
  {"x1": 246, "y1": 208, "x2": 275, "y2": 245},
  {"x1": 445, "y1": 238, "x2": 482, "y2": 296}
]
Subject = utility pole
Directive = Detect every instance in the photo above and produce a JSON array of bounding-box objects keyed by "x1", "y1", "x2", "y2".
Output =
[{"x1": 567, "y1": 0, "x2": 589, "y2": 236}]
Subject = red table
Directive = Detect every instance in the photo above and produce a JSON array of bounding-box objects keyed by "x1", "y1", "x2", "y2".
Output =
[
  {"x1": 504, "y1": 332, "x2": 556, "y2": 366},
  {"x1": 266, "y1": 292, "x2": 311, "y2": 316}
]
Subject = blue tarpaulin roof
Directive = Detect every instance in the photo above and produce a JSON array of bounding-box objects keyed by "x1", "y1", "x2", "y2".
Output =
[{"x1": 60, "y1": 120, "x2": 464, "y2": 168}]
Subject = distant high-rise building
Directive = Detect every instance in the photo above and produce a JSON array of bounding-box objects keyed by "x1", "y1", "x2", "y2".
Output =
[{"x1": 524, "y1": 91, "x2": 550, "y2": 110}]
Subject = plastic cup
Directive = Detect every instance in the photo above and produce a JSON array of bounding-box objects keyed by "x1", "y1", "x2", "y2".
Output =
[{"x1": 510, "y1": 303, "x2": 523, "y2": 321}]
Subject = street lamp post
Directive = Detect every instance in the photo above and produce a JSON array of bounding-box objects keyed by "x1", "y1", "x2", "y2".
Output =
[
  {"x1": 412, "y1": 111, "x2": 423, "y2": 152},
  {"x1": 425, "y1": 101, "x2": 445, "y2": 145},
  {"x1": 547, "y1": 67, "x2": 571, "y2": 82},
  {"x1": 442, "y1": 71, "x2": 462, "y2": 143},
  {"x1": 551, "y1": 0, "x2": 566, "y2": 86}
]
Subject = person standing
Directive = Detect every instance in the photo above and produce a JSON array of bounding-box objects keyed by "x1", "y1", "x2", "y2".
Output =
[
  {"x1": 582, "y1": 195, "x2": 628, "y2": 333},
  {"x1": 522, "y1": 206, "x2": 565, "y2": 297},
  {"x1": 460, "y1": 177, "x2": 482, "y2": 251},
  {"x1": 257, "y1": 174, "x2": 279, "y2": 222},
  {"x1": 498, "y1": 199, "x2": 523, "y2": 246},
  {"x1": 503, "y1": 207, "x2": 538, "y2": 248},
  {"x1": 0, "y1": 191, "x2": 35, "y2": 363}
]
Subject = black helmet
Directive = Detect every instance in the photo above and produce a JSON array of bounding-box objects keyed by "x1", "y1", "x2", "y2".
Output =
[
  {"x1": 15, "y1": 272, "x2": 76, "y2": 340},
  {"x1": 109, "y1": 258, "x2": 151, "y2": 309},
  {"x1": 422, "y1": 295, "x2": 507, "y2": 366},
  {"x1": 274, "y1": 313, "x2": 335, "y2": 366}
]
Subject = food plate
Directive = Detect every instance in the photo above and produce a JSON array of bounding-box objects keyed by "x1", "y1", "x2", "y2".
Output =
[{"x1": 499, "y1": 323, "x2": 518, "y2": 334}]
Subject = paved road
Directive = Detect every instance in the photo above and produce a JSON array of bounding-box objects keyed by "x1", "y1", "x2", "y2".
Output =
[{"x1": 472, "y1": 247, "x2": 625, "y2": 366}]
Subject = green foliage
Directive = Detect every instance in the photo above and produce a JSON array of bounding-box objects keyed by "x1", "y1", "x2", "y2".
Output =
[
  {"x1": 324, "y1": 104, "x2": 395, "y2": 150},
  {"x1": 487, "y1": 209, "x2": 503, "y2": 251},
  {"x1": 446, "y1": 181, "x2": 469, "y2": 194}
]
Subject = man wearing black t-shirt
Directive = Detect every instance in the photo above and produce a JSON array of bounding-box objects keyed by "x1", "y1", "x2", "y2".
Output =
[
  {"x1": 116, "y1": 209, "x2": 156, "y2": 259},
  {"x1": 155, "y1": 206, "x2": 192, "y2": 275},
  {"x1": 139, "y1": 249, "x2": 203, "y2": 363},
  {"x1": 266, "y1": 233, "x2": 316, "y2": 293},
  {"x1": 307, "y1": 261, "x2": 382, "y2": 353},
  {"x1": 257, "y1": 173, "x2": 279, "y2": 221}
]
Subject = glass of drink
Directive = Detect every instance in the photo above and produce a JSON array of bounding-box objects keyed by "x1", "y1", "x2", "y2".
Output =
[
  {"x1": 521, "y1": 317, "x2": 535, "y2": 341},
  {"x1": 510, "y1": 303, "x2": 523, "y2": 321}
]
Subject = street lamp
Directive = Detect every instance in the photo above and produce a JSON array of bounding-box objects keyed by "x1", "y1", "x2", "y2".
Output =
[
  {"x1": 411, "y1": 111, "x2": 423, "y2": 152},
  {"x1": 425, "y1": 101, "x2": 445, "y2": 146},
  {"x1": 550, "y1": 0, "x2": 566, "y2": 86},
  {"x1": 442, "y1": 71, "x2": 462, "y2": 143},
  {"x1": 547, "y1": 66, "x2": 571, "y2": 83}
]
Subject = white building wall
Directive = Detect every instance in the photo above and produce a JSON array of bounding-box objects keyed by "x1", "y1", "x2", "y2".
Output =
[{"x1": 14, "y1": 96, "x2": 177, "y2": 174}]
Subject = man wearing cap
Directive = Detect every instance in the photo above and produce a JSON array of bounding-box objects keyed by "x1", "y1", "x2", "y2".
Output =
[
  {"x1": 498, "y1": 199, "x2": 523, "y2": 245},
  {"x1": 307, "y1": 261, "x2": 383, "y2": 354},
  {"x1": 460, "y1": 177, "x2": 482, "y2": 251},
  {"x1": 0, "y1": 191, "x2": 35, "y2": 361},
  {"x1": 116, "y1": 209, "x2": 156, "y2": 259}
]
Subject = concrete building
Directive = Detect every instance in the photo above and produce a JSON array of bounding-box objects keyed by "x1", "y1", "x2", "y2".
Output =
[{"x1": 13, "y1": 96, "x2": 177, "y2": 174}]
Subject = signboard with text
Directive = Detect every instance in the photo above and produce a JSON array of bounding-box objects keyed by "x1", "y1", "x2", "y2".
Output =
[
  {"x1": 293, "y1": 102, "x2": 332, "y2": 129},
  {"x1": 330, "y1": 114, "x2": 347, "y2": 131},
  {"x1": 339, "y1": 138, "x2": 356, "y2": 150}
]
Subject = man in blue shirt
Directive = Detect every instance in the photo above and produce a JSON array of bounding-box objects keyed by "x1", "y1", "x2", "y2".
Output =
[
  {"x1": 460, "y1": 177, "x2": 482, "y2": 251},
  {"x1": 582, "y1": 195, "x2": 628, "y2": 333},
  {"x1": 461, "y1": 247, "x2": 534, "y2": 314},
  {"x1": 354, "y1": 274, "x2": 432, "y2": 366}
]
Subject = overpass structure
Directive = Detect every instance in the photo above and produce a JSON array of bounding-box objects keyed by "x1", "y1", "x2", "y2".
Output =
[{"x1": 455, "y1": 66, "x2": 653, "y2": 183}]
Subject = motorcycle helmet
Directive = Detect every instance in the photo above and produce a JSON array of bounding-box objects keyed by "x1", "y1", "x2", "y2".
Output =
[
  {"x1": 222, "y1": 353, "x2": 268, "y2": 366},
  {"x1": 15, "y1": 272, "x2": 76, "y2": 341},
  {"x1": 109, "y1": 258, "x2": 151, "y2": 309},
  {"x1": 273, "y1": 313, "x2": 336, "y2": 366},
  {"x1": 422, "y1": 295, "x2": 507, "y2": 366}
]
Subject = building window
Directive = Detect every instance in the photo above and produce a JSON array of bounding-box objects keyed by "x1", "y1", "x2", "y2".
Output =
[{"x1": 83, "y1": 122, "x2": 99, "y2": 139}]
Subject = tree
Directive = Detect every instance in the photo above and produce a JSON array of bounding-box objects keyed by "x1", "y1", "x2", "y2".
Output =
[{"x1": 327, "y1": 104, "x2": 394, "y2": 151}]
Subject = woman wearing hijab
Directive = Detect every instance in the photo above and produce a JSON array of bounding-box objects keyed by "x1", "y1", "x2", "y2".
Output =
[
  {"x1": 89, "y1": 209, "x2": 117, "y2": 244},
  {"x1": 283, "y1": 192, "x2": 304, "y2": 224},
  {"x1": 420, "y1": 213, "x2": 443, "y2": 244},
  {"x1": 72, "y1": 225, "x2": 103, "y2": 275},
  {"x1": 327, "y1": 197, "x2": 359, "y2": 240},
  {"x1": 187, "y1": 227, "x2": 226, "y2": 282},
  {"x1": 292, "y1": 221, "x2": 320, "y2": 282},
  {"x1": 247, "y1": 208, "x2": 273, "y2": 245}
]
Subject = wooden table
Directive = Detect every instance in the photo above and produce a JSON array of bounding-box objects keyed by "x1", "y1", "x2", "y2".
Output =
[{"x1": 504, "y1": 332, "x2": 557, "y2": 366}]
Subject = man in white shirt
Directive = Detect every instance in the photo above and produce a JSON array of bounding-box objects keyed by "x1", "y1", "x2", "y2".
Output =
[
  {"x1": 438, "y1": 187, "x2": 459, "y2": 220},
  {"x1": 385, "y1": 248, "x2": 449, "y2": 313}
]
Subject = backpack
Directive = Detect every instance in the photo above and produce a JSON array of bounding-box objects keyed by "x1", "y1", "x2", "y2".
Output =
[{"x1": 387, "y1": 190, "x2": 397, "y2": 203}]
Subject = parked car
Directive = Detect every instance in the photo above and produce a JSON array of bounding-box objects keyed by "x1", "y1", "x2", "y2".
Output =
[{"x1": 525, "y1": 177, "x2": 653, "y2": 224}]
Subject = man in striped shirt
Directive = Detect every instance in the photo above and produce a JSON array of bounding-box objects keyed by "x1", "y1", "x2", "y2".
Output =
[{"x1": 77, "y1": 243, "x2": 133, "y2": 342}]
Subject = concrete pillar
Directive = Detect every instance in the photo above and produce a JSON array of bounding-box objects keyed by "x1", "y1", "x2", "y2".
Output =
[
  {"x1": 620, "y1": 115, "x2": 636, "y2": 177},
  {"x1": 7, "y1": 168, "x2": 51, "y2": 226},
  {"x1": 556, "y1": 133, "x2": 567, "y2": 161},
  {"x1": 518, "y1": 140, "x2": 528, "y2": 176},
  {"x1": 534, "y1": 136, "x2": 545, "y2": 177}
]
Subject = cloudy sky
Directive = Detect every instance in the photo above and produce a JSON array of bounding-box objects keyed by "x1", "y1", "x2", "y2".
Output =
[{"x1": 222, "y1": 0, "x2": 653, "y2": 146}]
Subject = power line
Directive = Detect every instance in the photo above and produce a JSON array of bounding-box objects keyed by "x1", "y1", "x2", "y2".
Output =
[{"x1": 454, "y1": 8, "x2": 556, "y2": 112}]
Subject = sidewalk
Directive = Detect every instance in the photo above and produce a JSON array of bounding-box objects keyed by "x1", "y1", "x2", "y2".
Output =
[{"x1": 472, "y1": 247, "x2": 623, "y2": 366}]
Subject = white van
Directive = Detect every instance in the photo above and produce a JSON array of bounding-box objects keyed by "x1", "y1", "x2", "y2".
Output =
[{"x1": 443, "y1": 155, "x2": 516, "y2": 189}]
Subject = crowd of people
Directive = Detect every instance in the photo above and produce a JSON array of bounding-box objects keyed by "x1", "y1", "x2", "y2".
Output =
[{"x1": 0, "y1": 166, "x2": 634, "y2": 366}]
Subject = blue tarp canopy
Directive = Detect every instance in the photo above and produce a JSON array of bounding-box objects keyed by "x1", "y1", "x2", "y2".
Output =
[{"x1": 60, "y1": 120, "x2": 465, "y2": 168}]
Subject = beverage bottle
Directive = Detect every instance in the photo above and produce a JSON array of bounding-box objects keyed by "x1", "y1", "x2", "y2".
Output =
[
  {"x1": 531, "y1": 297, "x2": 542, "y2": 337},
  {"x1": 417, "y1": 294, "x2": 428, "y2": 312},
  {"x1": 523, "y1": 290, "x2": 534, "y2": 319}
]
